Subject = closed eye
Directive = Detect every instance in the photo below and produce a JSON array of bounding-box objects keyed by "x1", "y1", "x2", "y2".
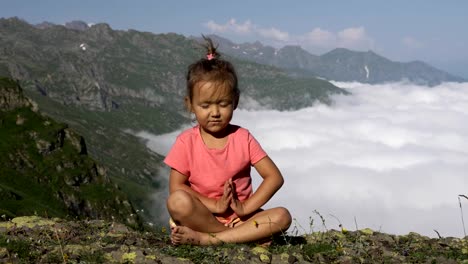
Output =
[{"x1": 219, "y1": 101, "x2": 232, "y2": 107}]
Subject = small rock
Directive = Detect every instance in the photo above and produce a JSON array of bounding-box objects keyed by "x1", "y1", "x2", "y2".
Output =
[
  {"x1": 252, "y1": 246, "x2": 272, "y2": 263},
  {"x1": 359, "y1": 228, "x2": 374, "y2": 235},
  {"x1": 121, "y1": 252, "x2": 137, "y2": 263},
  {"x1": 16, "y1": 114, "x2": 25, "y2": 125},
  {"x1": 271, "y1": 252, "x2": 296, "y2": 264},
  {"x1": 11, "y1": 216, "x2": 56, "y2": 228},
  {"x1": 251, "y1": 246, "x2": 269, "y2": 255},
  {"x1": 0, "y1": 247, "x2": 8, "y2": 258},
  {"x1": 260, "y1": 253, "x2": 271, "y2": 263},
  {"x1": 338, "y1": 256, "x2": 354, "y2": 264},
  {"x1": 108, "y1": 223, "x2": 129, "y2": 235}
]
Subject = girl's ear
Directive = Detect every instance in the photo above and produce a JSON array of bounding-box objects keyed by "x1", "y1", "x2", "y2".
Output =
[
  {"x1": 233, "y1": 94, "x2": 240, "y2": 110},
  {"x1": 184, "y1": 96, "x2": 193, "y2": 112}
]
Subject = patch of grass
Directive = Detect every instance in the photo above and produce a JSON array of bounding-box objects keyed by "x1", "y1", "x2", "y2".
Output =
[
  {"x1": 41, "y1": 252, "x2": 64, "y2": 263},
  {"x1": 0, "y1": 234, "x2": 32, "y2": 259},
  {"x1": 161, "y1": 244, "x2": 234, "y2": 264},
  {"x1": 79, "y1": 250, "x2": 106, "y2": 263},
  {"x1": 302, "y1": 242, "x2": 339, "y2": 261}
]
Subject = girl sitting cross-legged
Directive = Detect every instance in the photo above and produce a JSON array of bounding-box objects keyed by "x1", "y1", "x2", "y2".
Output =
[{"x1": 165, "y1": 36, "x2": 292, "y2": 245}]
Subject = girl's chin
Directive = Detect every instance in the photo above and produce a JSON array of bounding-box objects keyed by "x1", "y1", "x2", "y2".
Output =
[{"x1": 201, "y1": 125, "x2": 229, "y2": 134}]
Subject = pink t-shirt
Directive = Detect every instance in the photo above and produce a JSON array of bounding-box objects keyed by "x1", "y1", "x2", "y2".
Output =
[{"x1": 164, "y1": 125, "x2": 267, "y2": 218}]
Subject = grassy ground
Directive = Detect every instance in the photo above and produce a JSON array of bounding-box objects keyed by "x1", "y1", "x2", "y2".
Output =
[{"x1": 0, "y1": 216, "x2": 467, "y2": 263}]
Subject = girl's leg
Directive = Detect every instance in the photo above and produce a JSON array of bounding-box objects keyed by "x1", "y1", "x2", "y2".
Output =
[
  {"x1": 166, "y1": 189, "x2": 228, "y2": 233},
  {"x1": 171, "y1": 207, "x2": 292, "y2": 245}
]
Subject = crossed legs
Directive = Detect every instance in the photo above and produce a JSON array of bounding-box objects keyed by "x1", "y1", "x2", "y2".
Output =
[{"x1": 166, "y1": 190, "x2": 292, "y2": 245}]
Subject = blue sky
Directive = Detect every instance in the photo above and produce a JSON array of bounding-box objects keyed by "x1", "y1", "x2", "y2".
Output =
[{"x1": 2, "y1": 0, "x2": 468, "y2": 78}]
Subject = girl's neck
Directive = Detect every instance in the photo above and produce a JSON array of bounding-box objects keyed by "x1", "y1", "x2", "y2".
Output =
[{"x1": 199, "y1": 124, "x2": 231, "y2": 149}]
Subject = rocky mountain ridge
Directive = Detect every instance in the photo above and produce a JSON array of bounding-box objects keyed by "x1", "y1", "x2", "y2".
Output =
[
  {"x1": 207, "y1": 35, "x2": 466, "y2": 86},
  {"x1": 0, "y1": 17, "x2": 345, "y2": 112}
]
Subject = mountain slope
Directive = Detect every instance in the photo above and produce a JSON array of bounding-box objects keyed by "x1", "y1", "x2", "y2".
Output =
[
  {"x1": 0, "y1": 17, "x2": 345, "y2": 113},
  {"x1": 316, "y1": 48, "x2": 464, "y2": 85},
  {"x1": 0, "y1": 77, "x2": 139, "y2": 227}
]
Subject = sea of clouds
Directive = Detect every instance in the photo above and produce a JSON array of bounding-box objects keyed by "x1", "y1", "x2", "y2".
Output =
[{"x1": 137, "y1": 81, "x2": 468, "y2": 238}]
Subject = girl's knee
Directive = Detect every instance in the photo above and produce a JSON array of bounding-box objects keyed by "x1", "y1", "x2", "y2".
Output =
[
  {"x1": 274, "y1": 207, "x2": 292, "y2": 229},
  {"x1": 166, "y1": 190, "x2": 195, "y2": 216}
]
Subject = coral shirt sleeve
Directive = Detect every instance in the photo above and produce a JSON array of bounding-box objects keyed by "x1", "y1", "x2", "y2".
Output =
[
  {"x1": 164, "y1": 136, "x2": 190, "y2": 176},
  {"x1": 248, "y1": 132, "x2": 267, "y2": 165}
]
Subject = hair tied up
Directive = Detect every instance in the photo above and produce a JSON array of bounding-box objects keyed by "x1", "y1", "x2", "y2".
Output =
[
  {"x1": 202, "y1": 34, "x2": 219, "y2": 61},
  {"x1": 206, "y1": 53, "x2": 215, "y2": 60}
]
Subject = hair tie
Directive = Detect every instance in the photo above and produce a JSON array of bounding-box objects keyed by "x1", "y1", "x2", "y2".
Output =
[{"x1": 206, "y1": 53, "x2": 215, "y2": 60}]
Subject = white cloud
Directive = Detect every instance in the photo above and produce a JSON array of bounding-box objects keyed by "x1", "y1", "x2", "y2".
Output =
[
  {"x1": 337, "y1": 26, "x2": 374, "y2": 50},
  {"x1": 204, "y1": 18, "x2": 253, "y2": 34},
  {"x1": 204, "y1": 18, "x2": 289, "y2": 42},
  {"x1": 302, "y1": 28, "x2": 335, "y2": 47},
  {"x1": 257, "y1": 27, "x2": 289, "y2": 42},
  {"x1": 299, "y1": 26, "x2": 374, "y2": 53},
  {"x1": 338, "y1": 27, "x2": 366, "y2": 43},
  {"x1": 137, "y1": 81, "x2": 468, "y2": 237},
  {"x1": 203, "y1": 19, "x2": 375, "y2": 53}
]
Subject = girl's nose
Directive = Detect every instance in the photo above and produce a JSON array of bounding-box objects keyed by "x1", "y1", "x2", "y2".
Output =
[{"x1": 211, "y1": 105, "x2": 220, "y2": 116}]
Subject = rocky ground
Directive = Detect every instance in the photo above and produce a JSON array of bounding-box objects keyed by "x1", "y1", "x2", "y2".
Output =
[{"x1": 0, "y1": 216, "x2": 467, "y2": 263}]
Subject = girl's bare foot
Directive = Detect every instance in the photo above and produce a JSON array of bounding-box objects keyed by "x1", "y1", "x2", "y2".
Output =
[{"x1": 171, "y1": 226, "x2": 220, "y2": 245}]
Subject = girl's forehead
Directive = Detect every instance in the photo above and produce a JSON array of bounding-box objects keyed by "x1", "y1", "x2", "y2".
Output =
[{"x1": 194, "y1": 81, "x2": 232, "y2": 100}]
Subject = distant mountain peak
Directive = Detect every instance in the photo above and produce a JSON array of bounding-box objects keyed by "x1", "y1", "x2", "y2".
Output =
[
  {"x1": 34, "y1": 20, "x2": 90, "y2": 31},
  {"x1": 35, "y1": 21, "x2": 56, "y2": 29},
  {"x1": 65, "y1": 20, "x2": 89, "y2": 31},
  {"x1": 324, "y1": 47, "x2": 360, "y2": 55},
  {"x1": 280, "y1": 45, "x2": 308, "y2": 52}
]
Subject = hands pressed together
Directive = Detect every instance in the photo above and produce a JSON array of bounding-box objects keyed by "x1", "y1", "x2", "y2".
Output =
[{"x1": 214, "y1": 178, "x2": 247, "y2": 216}]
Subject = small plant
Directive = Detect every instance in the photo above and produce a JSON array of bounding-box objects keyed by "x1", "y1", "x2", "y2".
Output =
[
  {"x1": 309, "y1": 216, "x2": 314, "y2": 233},
  {"x1": 329, "y1": 214, "x2": 348, "y2": 234},
  {"x1": 79, "y1": 251, "x2": 106, "y2": 263},
  {"x1": 458, "y1": 194, "x2": 468, "y2": 237},
  {"x1": 313, "y1": 210, "x2": 328, "y2": 232},
  {"x1": 53, "y1": 226, "x2": 66, "y2": 263},
  {"x1": 289, "y1": 216, "x2": 313, "y2": 236},
  {"x1": 161, "y1": 244, "x2": 231, "y2": 264},
  {"x1": 0, "y1": 234, "x2": 32, "y2": 260},
  {"x1": 302, "y1": 242, "x2": 337, "y2": 261}
]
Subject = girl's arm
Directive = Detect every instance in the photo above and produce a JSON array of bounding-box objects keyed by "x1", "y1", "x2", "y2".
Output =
[
  {"x1": 231, "y1": 156, "x2": 284, "y2": 216},
  {"x1": 169, "y1": 168, "x2": 232, "y2": 214}
]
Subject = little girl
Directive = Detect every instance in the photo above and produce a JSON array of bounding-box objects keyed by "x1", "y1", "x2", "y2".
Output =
[{"x1": 165, "y1": 37, "x2": 291, "y2": 245}]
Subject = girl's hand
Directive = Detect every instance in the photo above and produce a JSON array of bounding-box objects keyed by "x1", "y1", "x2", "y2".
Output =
[
  {"x1": 230, "y1": 197, "x2": 247, "y2": 217},
  {"x1": 214, "y1": 180, "x2": 232, "y2": 213},
  {"x1": 229, "y1": 179, "x2": 248, "y2": 216}
]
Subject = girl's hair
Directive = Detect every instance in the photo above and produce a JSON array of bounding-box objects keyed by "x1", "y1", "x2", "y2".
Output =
[{"x1": 186, "y1": 36, "x2": 240, "y2": 109}]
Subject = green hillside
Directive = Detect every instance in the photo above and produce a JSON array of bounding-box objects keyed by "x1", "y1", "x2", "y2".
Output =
[{"x1": 0, "y1": 77, "x2": 139, "y2": 227}]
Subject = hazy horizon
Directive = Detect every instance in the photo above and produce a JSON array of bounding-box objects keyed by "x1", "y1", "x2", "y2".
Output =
[{"x1": 138, "y1": 81, "x2": 468, "y2": 238}]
